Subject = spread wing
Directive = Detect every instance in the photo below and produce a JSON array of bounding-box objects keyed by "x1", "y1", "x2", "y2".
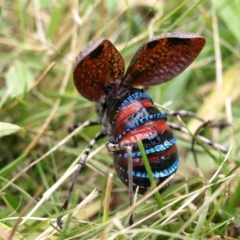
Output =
[
  {"x1": 73, "y1": 39, "x2": 125, "y2": 101},
  {"x1": 122, "y1": 32, "x2": 206, "y2": 86}
]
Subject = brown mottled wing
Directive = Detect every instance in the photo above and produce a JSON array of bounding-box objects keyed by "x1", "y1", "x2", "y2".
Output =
[
  {"x1": 122, "y1": 32, "x2": 206, "y2": 86},
  {"x1": 73, "y1": 39, "x2": 125, "y2": 101}
]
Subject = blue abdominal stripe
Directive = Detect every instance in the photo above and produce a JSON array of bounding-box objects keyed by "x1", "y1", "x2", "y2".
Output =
[
  {"x1": 118, "y1": 137, "x2": 177, "y2": 158},
  {"x1": 115, "y1": 112, "x2": 167, "y2": 142},
  {"x1": 124, "y1": 157, "x2": 180, "y2": 179},
  {"x1": 117, "y1": 92, "x2": 153, "y2": 111}
]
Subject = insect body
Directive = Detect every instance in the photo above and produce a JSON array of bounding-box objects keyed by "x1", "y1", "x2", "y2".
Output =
[
  {"x1": 73, "y1": 32, "x2": 205, "y2": 193},
  {"x1": 57, "y1": 32, "x2": 206, "y2": 227},
  {"x1": 112, "y1": 90, "x2": 178, "y2": 194}
]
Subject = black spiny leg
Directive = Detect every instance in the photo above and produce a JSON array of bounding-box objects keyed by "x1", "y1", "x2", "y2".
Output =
[
  {"x1": 57, "y1": 130, "x2": 107, "y2": 228},
  {"x1": 163, "y1": 109, "x2": 229, "y2": 153},
  {"x1": 68, "y1": 120, "x2": 101, "y2": 147},
  {"x1": 167, "y1": 122, "x2": 229, "y2": 153}
]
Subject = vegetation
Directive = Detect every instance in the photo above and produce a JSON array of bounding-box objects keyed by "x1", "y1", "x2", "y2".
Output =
[{"x1": 1, "y1": 0, "x2": 239, "y2": 239}]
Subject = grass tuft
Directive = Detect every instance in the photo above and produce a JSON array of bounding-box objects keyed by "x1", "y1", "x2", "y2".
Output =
[{"x1": 1, "y1": 0, "x2": 239, "y2": 239}]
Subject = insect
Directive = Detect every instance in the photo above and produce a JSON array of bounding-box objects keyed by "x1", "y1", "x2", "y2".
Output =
[{"x1": 57, "y1": 32, "x2": 206, "y2": 227}]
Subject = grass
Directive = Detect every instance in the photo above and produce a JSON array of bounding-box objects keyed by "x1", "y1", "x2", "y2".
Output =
[{"x1": 1, "y1": 0, "x2": 240, "y2": 239}]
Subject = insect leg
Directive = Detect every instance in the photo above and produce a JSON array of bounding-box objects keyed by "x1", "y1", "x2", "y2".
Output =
[
  {"x1": 167, "y1": 121, "x2": 228, "y2": 153},
  {"x1": 68, "y1": 120, "x2": 101, "y2": 147},
  {"x1": 165, "y1": 109, "x2": 205, "y2": 121},
  {"x1": 165, "y1": 109, "x2": 230, "y2": 129},
  {"x1": 57, "y1": 130, "x2": 107, "y2": 228},
  {"x1": 68, "y1": 120, "x2": 101, "y2": 132},
  {"x1": 106, "y1": 140, "x2": 134, "y2": 225}
]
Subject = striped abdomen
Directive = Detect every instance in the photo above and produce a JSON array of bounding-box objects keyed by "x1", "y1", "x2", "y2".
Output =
[{"x1": 113, "y1": 92, "x2": 179, "y2": 194}]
